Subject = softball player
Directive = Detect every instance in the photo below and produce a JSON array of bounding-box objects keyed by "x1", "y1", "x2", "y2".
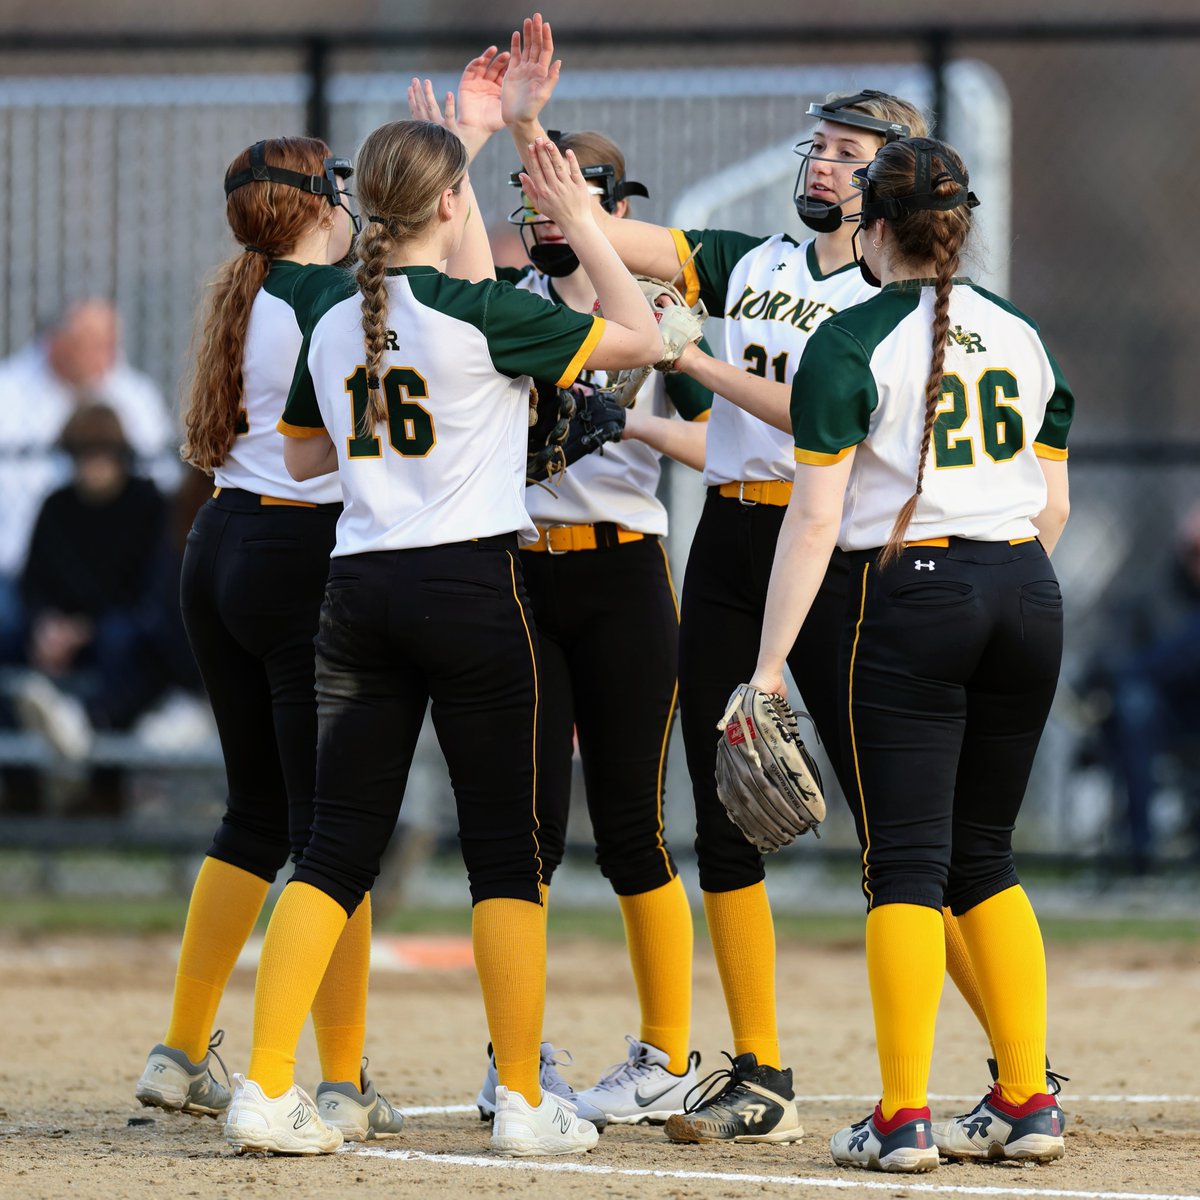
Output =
[
  {"x1": 586, "y1": 88, "x2": 936, "y2": 1143},
  {"x1": 504, "y1": 129, "x2": 710, "y2": 1125},
  {"x1": 412, "y1": 38, "x2": 708, "y2": 1126},
  {"x1": 750, "y1": 136, "x2": 1071, "y2": 1173},
  {"x1": 135, "y1": 136, "x2": 402, "y2": 1142},
  {"x1": 221, "y1": 123, "x2": 661, "y2": 1157}
]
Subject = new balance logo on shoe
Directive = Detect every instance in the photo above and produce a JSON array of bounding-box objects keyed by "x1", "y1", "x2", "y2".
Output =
[
  {"x1": 290, "y1": 1103, "x2": 311, "y2": 1131},
  {"x1": 553, "y1": 1107, "x2": 572, "y2": 1135}
]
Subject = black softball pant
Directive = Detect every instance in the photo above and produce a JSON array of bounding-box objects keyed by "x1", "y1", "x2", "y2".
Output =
[
  {"x1": 521, "y1": 534, "x2": 679, "y2": 895},
  {"x1": 841, "y1": 538, "x2": 1063, "y2": 913},
  {"x1": 180, "y1": 492, "x2": 340, "y2": 881},
  {"x1": 291, "y1": 538, "x2": 544, "y2": 915},
  {"x1": 677, "y1": 488, "x2": 850, "y2": 893}
]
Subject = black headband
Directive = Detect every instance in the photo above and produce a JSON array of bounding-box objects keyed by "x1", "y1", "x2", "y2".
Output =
[
  {"x1": 855, "y1": 138, "x2": 980, "y2": 222},
  {"x1": 224, "y1": 140, "x2": 353, "y2": 199}
]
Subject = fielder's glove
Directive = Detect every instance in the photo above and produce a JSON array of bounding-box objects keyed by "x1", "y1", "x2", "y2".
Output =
[
  {"x1": 526, "y1": 380, "x2": 576, "y2": 485},
  {"x1": 714, "y1": 684, "x2": 826, "y2": 852},
  {"x1": 637, "y1": 275, "x2": 707, "y2": 372},
  {"x1": 526, "y1": 380, "x2": 626, "y2": 485}
]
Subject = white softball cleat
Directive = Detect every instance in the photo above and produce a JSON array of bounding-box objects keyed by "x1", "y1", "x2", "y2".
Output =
[
  {"x1": 490, "y1": 1084, "x2": 599, "y2": 1157},
  {"x1": 223, "y1": 1074, "x2": 343, "y2": 1155}
]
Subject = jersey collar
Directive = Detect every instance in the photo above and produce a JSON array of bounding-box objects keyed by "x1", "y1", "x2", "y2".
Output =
[
  {"x1": 881, "y1": 275, "x2": 974, "y2": 293},
  {"x1": 805, "y1": 238, "x2": 859, "y2": 282}
]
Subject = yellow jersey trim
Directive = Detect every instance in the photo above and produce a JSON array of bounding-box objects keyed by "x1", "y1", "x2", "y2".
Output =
[
  {"x1": 1033, "y1": 441, "x2": 1069, "y2": 462},
  {"x1": 556, "y1": 317, "x2": 607, "y2": 388},
  {"x1": 276, "y1": 419, "x2": 327, "y2": 440},
  {"x1": 794, "y1": 445, "x2": 853, "y2": 466},
  {"x1": 691, "y1": 409, "x2": 712, "y2": 424},
  {"x1": 669, "y1": 228, "x2": 702, "y2": 308}
]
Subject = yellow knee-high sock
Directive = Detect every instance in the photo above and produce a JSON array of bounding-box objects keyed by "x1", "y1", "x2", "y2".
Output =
[
  {"x1": 617, "y1": 876, "x2": 693, "y2": 1073},
  {"x1": 248, "y1": 882, "x2": 349, "y2": 1098},
  {"x1": 165, "y1": 857, "x2": 270, "y2": 1063},
  {"x1": 472, "y1": 897, "x2": 545, "y2": 1106},
  {"x1": 311, "y1": 892, "x2": 372, "y2": 1087},
  {"x1": 956, "y1": 886, "x2": 1047, "y2": 1106},
  {"x1": 943, "y1": 907, "x2": 993, "y2": 1050},
  {"x1": 866, "y1": 903, "x2": 944, "y2": 1119},
  {"x1": 702, "y1": 882, "x2": 779, "y2": 1069}
]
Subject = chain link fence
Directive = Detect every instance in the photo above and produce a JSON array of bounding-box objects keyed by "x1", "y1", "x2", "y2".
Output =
[{"x1": 1, "y1": 24, "x2": 1197, "y2": 873}]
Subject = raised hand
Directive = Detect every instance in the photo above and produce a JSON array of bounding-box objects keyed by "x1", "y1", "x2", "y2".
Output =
[
  {"x1": 457, "y1": 46, "x2": 510, "y2": 138},
  {"x1": 408, "y1": 77, "x2": 458, "y2": 132},
  {"x1": 519, "y1": 138, "x2": 593, "y2": 234},
  {"x1": 501, "y1": 12, "x2": 562, "y2": 128}
]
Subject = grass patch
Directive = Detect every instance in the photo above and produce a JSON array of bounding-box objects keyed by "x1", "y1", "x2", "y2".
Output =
[{"x1": 1, "y1": 897, "x2": 1193, "y2": 945}]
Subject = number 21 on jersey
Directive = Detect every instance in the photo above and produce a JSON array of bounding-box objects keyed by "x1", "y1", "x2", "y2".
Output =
[
  {"x1": 934, "y1": 368, "x2": 1023, "y2": 469},
  {"x1": 344, "y1": 365, "x2": 437, "y2": 459}
]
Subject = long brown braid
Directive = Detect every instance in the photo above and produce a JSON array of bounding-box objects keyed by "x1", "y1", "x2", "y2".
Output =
[
  {"x1": 181, "y1": 136, "x2": 333, "y2": 472},
  {"x1": 873, "y1": 138, "x2": 974, "y2": 567},
  {"x1": 352, "y1": 121, "x2": 468, "y2": 432}
]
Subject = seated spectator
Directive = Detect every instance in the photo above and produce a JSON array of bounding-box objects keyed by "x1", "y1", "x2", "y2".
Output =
[
  {"x1": 1109, "y1": 503, "x2": 1200, "y2": 869},
  {"x1": 0, "y1": 298, "x2": 175, "y2": 663},
  {"x1": 12, "y1": 405, "x2": 199, "y2": 814}
]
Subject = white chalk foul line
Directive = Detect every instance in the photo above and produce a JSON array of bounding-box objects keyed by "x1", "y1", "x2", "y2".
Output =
[
  {"x1": 400, "y1": 1094, "x2": 1200, "y2": 1117},
  {"x1": 353, "y1": 1147, "x2": 1200, "y2": 1200}
]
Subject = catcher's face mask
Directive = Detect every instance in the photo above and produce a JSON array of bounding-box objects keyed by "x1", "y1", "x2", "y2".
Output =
[
  {"x1": 792, "y1": 91, "x2": 911, "y2": 233},
  {"x1": 507, "y1": 130, "x2": 648, "y2": 278},
  {"x1": 225, "y1": 140, "x2": 362, "y2": 236},
  {"x1": 849, "y1": 137, "x2": 981, "y2": 288}
]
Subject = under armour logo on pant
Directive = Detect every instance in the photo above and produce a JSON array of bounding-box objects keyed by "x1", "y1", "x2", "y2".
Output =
[{"x1": 914, "y1": 560, "x2": 936, "y2": 571}]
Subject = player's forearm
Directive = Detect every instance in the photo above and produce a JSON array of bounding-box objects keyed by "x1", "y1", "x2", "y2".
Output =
[
  {"x1": 444, "y1": 180, "x2": 495, "y2": 283},
  {"x1": 754, "y1": 460, "x2": 851, "y2": 681},
  {"x1": 594, "y1": 210, "x2": 688, "y2": 282},
  {"x1": 755, "y1": 510, "x2": 839, "y2": 681},
  {"x1": 623, "y1": 409, "x2": 707, "y2": 472},
  {"x1": 508, "y1": 119, "x2": 548, "y2": 172},
  {"x1": 568, "y1": 224, "x2": 660, "y2": 365},
  {"x1": 1032, "y1": 458, "x2": 1070, "y2": 555},
  {"x1": 283, "y1": 431, "x2": 338, "y2": 480},
  {"x1": 676, "y1": 346, "x2": 791, "y2": 433}
]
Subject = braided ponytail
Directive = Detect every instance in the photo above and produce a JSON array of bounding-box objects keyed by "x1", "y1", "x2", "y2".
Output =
[
  {"x1": 355, "y1": 221, "x2": 393, "y2": 434},
  {"x1": 350, "y1": 120, "x2": 469, "y2": 440},
  {"x1": 872, "y1": 139, "x2": 973, "y2": 568}
]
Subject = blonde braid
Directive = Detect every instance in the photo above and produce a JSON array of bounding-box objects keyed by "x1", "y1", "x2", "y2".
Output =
[{"x1": 355, "y1": 221, "x2": 393, "y2": 434}]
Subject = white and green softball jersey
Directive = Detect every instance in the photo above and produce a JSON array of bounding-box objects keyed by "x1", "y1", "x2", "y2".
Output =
[
  {"x1": 279, "y1": 265, "x2": 604, "y2": 556},
  {"x1": 214, "y1": 260, "x2": 343, "y2": 505},
  {"x1": 500, "y1": 266, "x2": 712, "y2": 535},
  {"x1": 672, "y1": 228, "x2": 874, "y2": 487},
  {"x1": 790, "y1": 278, "x2": 1074, "y2": 551}
]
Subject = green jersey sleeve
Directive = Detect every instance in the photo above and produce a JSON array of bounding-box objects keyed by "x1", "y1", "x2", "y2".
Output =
[
  {"x1": 1033, "y1": 348, "x2": 1074, "y2": 460},
  {"x1": 790, "y1": 323, "x2": 878, "y2": 465},
  {"x1": 494, "y1": 265, "x2": 531, "y2": 286},
  {"x1": 671, "y1": 228, "x2": 770, "y2": 314},
  {"x1": 278, "y1": 328, "x2": 326, "y2": 438},
  {"x1": 664, "y1": 333, "x2": 715, "y2": 420},
  {"x1": 482, "y1": 279, "x2": 604, "y2": 387}
]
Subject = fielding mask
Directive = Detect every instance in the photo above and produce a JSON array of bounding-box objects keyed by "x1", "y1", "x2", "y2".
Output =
[
  {"x1": 507, "y1": 131, "x2": 648, "y2": 277},
  {"x1": 792, "y1": 90, "x2": 911, "y2": 233}
]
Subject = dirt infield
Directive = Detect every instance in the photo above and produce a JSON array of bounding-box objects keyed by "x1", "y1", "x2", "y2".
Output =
[{"x1": 1, "y1": 930, "x2": 1198, "y2": 1200}]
